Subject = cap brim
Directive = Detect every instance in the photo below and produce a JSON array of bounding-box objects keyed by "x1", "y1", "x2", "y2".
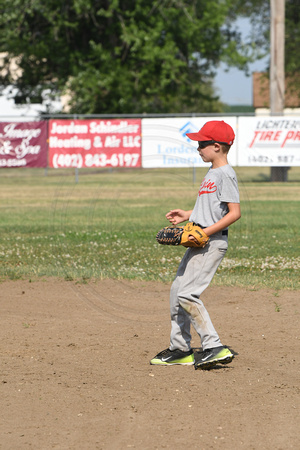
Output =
[{"x1": 186, "y1": 132, "x2": 211, "y2": 141}]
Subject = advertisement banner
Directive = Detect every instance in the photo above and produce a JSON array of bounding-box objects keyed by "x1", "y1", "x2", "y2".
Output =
[
  {"x1": 0, "y1": 121, "x2": 47, "y2": 168},
  {"x1": 237, "y1": 117, "x2": 300, "y2": 166},
  {"x1": 48, "y1": 119, "x2": 141, "y2": 168},
  {"x1": 141, "y1": 117, "x2": 238, "y2": 168}
]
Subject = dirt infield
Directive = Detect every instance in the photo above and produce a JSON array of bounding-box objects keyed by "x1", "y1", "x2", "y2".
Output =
[{"x1": 0, "y1": 279, "x2": 299, "y2": 449}]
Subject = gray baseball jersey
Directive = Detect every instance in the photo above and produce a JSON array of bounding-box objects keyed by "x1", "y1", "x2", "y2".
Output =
[{"x1": 189, "y1": 164, "x2": 240, "y2": 228}]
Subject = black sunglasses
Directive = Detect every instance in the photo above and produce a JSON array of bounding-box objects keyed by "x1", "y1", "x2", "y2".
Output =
[
  {"x1": 197, "y1": 140, "x2": 217, "y2": 149},
  {"x1": 197, "y1": 140, "x2": 228, "y2": 149}
]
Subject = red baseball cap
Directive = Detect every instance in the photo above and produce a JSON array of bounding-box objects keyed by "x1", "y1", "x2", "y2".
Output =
[{"x1": 186, "y1": 120, "x2": 235, "y2": 145}]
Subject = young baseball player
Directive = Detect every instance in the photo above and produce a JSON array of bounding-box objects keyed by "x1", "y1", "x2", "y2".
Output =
[{"x1": 150, "y1": 120, "x2": 241, "y2": 369}]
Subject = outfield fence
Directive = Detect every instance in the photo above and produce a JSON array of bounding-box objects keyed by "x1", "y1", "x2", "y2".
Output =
[{"x1": 0, "y1": 116, "x2": 300, "y2": 170}]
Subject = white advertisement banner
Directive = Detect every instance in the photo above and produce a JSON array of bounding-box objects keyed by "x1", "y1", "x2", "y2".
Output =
[
  {"x1": 237, "y1": 117, "x2": 300, "y2": 166},
  {"x1": 142, "y1": 117, "x2": 238, "y2": 168}
]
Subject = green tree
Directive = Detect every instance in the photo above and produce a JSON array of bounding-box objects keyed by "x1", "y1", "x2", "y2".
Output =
[
  {"x1": 0, "y1": 0, "x2": 262, "y2": 114},
  {"x1": 285, "y1": 0, "x2": 300, "y2": 96}
]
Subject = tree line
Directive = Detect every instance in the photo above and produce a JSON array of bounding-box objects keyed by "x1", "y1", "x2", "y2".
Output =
[{"x1": 0, "y1": 0, "x2": 298, "y2": 114}]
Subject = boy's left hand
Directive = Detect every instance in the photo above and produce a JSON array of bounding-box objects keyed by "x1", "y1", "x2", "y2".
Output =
[{"x1": 156, "y1": 222, "x2": 209, "y2": 248}]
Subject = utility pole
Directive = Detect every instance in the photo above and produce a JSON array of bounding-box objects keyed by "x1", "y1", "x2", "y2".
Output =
[{"x1": 270, "y1": 0, "x2": 288, "y2": 181}]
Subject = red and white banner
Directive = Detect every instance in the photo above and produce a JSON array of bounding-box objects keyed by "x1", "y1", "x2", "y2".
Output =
[
  {"x1": 48, "y1": 119, "x2": 141, "y2": 168},
  {"x1": 0, "y1": 121, "x2": 47, "y2": 168},
  {"x1": 237, "y1": 117, "x2": 300, "y2": 166}
]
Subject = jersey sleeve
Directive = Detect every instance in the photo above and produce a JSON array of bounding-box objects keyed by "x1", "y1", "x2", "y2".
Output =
[{"x1": 219, "y1": 173, "x2": 240, "y2": 203}]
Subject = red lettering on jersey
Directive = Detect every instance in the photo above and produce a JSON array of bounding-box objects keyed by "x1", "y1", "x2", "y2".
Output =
[{"x1": 198, "y1": 179, "x2": 217, "y2": 195}]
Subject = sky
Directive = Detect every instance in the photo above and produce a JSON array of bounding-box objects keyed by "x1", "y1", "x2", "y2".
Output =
[
  {"x1": 214, "y1": 17, "x2": 269, "y2": 105},
  {"x1": 215, "y1": 58, "x2": 268, "y2": 105}
]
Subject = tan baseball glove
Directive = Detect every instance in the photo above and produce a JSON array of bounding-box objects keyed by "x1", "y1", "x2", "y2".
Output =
[{"x1": 156, "y1": 222, "x2": 209, "y2": 248}]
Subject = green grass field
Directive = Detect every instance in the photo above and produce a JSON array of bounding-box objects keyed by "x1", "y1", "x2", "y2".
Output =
[{"x1": 0, "y1": 166, "x2": 299, "y2": 289}]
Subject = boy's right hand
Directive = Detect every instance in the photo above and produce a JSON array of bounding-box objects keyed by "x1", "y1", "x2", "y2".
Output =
[{"x1": 166, "y1": 209, "x2": 190, "y2": 225}]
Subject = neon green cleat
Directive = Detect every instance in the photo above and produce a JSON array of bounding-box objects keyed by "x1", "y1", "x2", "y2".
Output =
[
  {"x1": 150, "y1": 348, "x2": 194, "y2": 365},
  {"x1": 194, "y1": 346, "x2": 234, "y2": 370}
]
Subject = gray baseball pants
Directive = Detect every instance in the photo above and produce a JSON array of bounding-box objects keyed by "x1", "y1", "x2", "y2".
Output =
[{"x1": 169, "y1": 233, "x2": 228, "y2": 351}]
